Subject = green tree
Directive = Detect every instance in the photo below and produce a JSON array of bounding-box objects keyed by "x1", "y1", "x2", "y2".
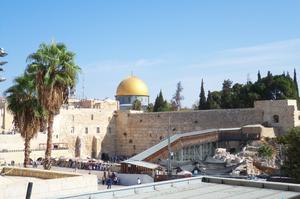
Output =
[
  {"x1": 206, "y1": 91, "x2": 221, "y2": 109},
  {"x1": 277, "y1": 127, "x2": 300, "y2": 182},
  {"x1": 27, "y1": 42, "x2": 81, "y2": 169},
  {"x1": 132, "y1": 99, "x2": 142, "y2": 110},
  {"x1": 146, "y1": 103, "x2": 154, "y2": 112},
  {"x1": 258, "y1": 145, "x2": 273, "y2": 159},
  {"x1": 221, "y1": 79, "x2": 233, "y2": 108},
  {"x1": 257, "y1": 70, "x2": 261, "y2": 81},
  {"x1": 5, "y1": 74, "x2": 43, "y2": 167},
  {"x1": 293, "y1": 68, "x2": 300, "y2": 108},
  {"x1": 198, "y1": 79, "x2": 206, "y2": 110},
  {"x1": 294, "y1": 68, "x2": 299, "y2": 97},
  {"x1": 153, "y1": 90, "x2": 170, "y2": 112}
]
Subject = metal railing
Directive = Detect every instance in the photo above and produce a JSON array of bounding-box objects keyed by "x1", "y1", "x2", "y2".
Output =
[
  {"x1": 58, "y1": 176, "x2": 204, "y2": 199},
  {"x1": 0, "y1": 147, "x2": 68, "y2": 153}
]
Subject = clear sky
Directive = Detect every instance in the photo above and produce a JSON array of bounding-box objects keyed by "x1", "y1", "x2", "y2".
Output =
[{"x1": 1, "y1": 0, "x2": 300, "y2": 107}]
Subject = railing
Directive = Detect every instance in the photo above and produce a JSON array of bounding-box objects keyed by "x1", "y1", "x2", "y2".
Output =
[
  {"x1": 56, "y1": 175, "x2": 300, "y2": 199},
  {"x1": 58, "y1": 176, "x2": 204, "y2": 199},
  {"x1": 0, "y1": 147, "x2": 68, "y2": 153}
]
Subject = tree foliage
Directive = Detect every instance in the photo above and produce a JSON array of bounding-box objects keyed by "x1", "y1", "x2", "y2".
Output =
[
  {"x1": 198, "y1": 79, "x2": 206, "y2": 110},
  {"x1": 27, "y1": 42, "x2": 81, "y2": 169},
  {"x1": 132, "y1": 99, "x2": 142, "y2": 110},
  {"x1": 258, "y1": 145, "x2": 273, "y2": 159},
  {"x1": 277, "y1": 127, "x2": 300, "y2": 182},
  {"x1": 153, "y1": 90, "x2": 170, "y2": 112},
  {"x1": 200, "y1": 72, "x2": 299, "y2": 109},
  {"x1": 5, "y1": 74, "x2": 43, "y2": 167}
]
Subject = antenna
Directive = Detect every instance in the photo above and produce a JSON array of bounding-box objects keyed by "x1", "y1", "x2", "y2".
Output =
[
  {"x1": 82, "y1": 72, "x2": 85, "y2": 99},
  {"x1": 247, "y1": 73, "x2": 251, "y2": 84}
]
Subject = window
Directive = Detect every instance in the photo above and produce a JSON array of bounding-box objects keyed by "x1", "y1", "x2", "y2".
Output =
[
  {"x1": 72, "y1": 115, "x2": 75, "y2": 122},
  {"x1": 85, "y1": 127, "x2": 88, "y2": 134},
  {"x1": 71, "y1": 127, "x2": 75, "y2": 134},
  {"x1": 129, "y1": 139, "x2": 133, "y2": 144},
  {"x1": 97, "y1": 127, "x2": 100, "y2": 133},
  {"x1": 273, "y1": 115, "x2": 279, "y2": 123},
  {"x1": 56, "y1": 135, "x2": 58, "y2": 139},
  {"x1": 91, "y1": 114, "x2": 94, "y2": 120}
]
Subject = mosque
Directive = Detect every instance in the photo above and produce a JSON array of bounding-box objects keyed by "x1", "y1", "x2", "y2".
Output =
[
  {"x1": 0, "y1": 75, "x2": 299, "y2": 165},
  {"x1": 115, "y1": 75, "x2": 149, "y2": 110}
]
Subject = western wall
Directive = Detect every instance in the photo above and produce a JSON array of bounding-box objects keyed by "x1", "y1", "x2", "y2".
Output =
[
  {"x1": 114, "y1": 100, "x2": 299, "y2": 157},
  {"x1": 0, "y1": 98, "x2": 299, "y2": 163}
]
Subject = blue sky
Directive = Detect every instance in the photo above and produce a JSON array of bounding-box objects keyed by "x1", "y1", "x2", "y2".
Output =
[{"x1": 1, "y1": 1, "x2": 300, "y2": 107}]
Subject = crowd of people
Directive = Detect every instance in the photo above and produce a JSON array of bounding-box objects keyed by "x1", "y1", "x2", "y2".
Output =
[
  {"x1": 102, "y1": 171, "x2": 120, "y2": 189},
  {"x1": 52, "y1": 158, "x2": 113, "y2": 171}
]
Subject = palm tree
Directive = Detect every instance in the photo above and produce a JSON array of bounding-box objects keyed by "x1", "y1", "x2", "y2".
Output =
[
  {"x1": 5, "y1": 74, "x2": 42, "y2": 167},
  {"x1": 27, "y1": 42, "x2": 80, "y2": 169}
]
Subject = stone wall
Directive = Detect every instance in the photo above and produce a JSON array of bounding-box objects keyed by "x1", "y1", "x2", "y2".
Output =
[
  {"x1": 0, "y1": 99, "x2": 298, "y2": 162},
  {"x1": 54, "y1": 107, "x2": 117, "y2": 158},
  {"x1": 254, "y1": 100, "x2": 299, "y2": 135},
  {"x1": 115, "y1": 109, "x2": 263, "y2": 156}
]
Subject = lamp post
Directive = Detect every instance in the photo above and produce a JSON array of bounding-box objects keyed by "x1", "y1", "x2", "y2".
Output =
[{"x1": 167, "y1": 115, "x2": 172, "y2": 177}]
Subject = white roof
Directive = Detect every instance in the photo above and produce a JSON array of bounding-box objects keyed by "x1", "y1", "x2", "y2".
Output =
[{"x1": 122, "y1": 160, "x2": 162, "y2": 170}]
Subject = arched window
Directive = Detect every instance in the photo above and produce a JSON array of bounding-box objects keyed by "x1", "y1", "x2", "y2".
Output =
[{"x1": 273, "y1": 115, "x2": 279, "y2": 123}]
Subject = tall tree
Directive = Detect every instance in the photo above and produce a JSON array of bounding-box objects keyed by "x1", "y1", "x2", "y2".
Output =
[
  {"x1": 172, "y1": 81, "x2": 184, "y2": 111},
  {"x1": 206, "y1": 91, "x2": 221, "y2": 109},
  {"x1": 5, "y1": 74, "x2": 42, "y2": 167},
  {"x1": 294, "y1": 68, "x2": 299, "y2": 98},
  {"x1": 198, "y1": 79, "x2": 206, "y2": 110},
  {"x1": 27, "y1": 42, "x2": 80, "y2": 169},
  {"x1": 221, "y1": 79, "x2": 233, "y2": 108},
  {"x1": 257, "y1": 70, "x2": 261, "y2": 81},
  {"x1": 153, "y1": 90, "x2": 164, "y2": 112}
]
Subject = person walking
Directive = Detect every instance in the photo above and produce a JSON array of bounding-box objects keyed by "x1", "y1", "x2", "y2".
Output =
[
  {"x1": 106, "y1": 177, "x2": 112, "y2": 189},
  {"x1": 137, "y1": 177, "x2": 141, "y2": 185}
]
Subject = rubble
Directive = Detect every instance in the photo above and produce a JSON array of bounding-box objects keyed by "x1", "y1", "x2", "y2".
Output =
[{"x1": 209, "y1": 140, "x2": 279, "y2": 176}]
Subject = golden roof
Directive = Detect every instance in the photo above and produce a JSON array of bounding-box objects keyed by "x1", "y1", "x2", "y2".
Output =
[{"x1": 116, "y1": 76, "x2": 149, "y2": 96}]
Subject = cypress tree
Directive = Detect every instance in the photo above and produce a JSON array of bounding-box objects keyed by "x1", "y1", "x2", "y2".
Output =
[
  {"x1": 257, "y1": 70, "x2": 261, "y2": 81},
  {"x1": 153, "y1": 90, "x2": 165, "y2": 112},
  {"x1": 294, "y1": 68, "x2": 299, "y2": 98},
  {"x1": 198, "y1": 79, "x2": 206, "y2": 110}
]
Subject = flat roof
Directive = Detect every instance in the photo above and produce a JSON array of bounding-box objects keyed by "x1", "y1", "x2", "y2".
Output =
[
  {"x1": 122, "y1": 160, "x2": 162, "y2": 170},
  {"x1": 59, "y1": 176, "x2": 300, "y2": 199}
]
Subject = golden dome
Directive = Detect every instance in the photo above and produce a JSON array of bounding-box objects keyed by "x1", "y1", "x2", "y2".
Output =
[{"x1": 116, "y1": 76, "x2": 149, "y2": 96}]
